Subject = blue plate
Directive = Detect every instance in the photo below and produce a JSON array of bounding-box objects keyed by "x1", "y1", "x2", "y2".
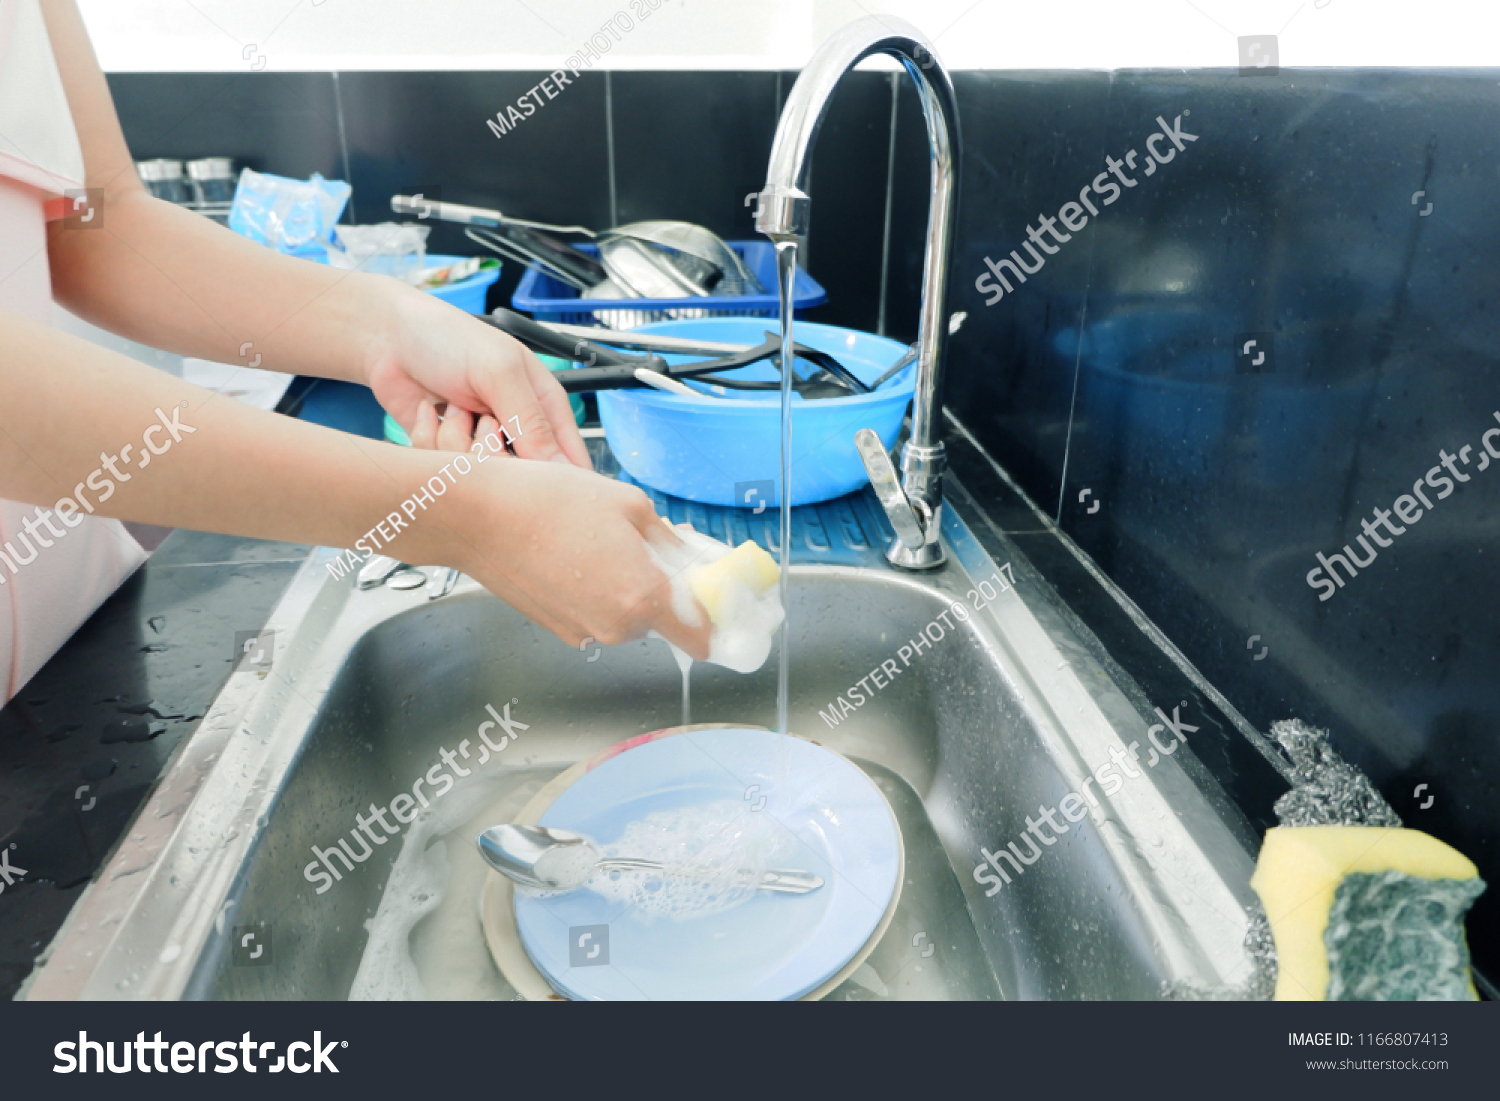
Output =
[{"x1": 513, "y1": 728, "x2": 901, "y2": 1000}]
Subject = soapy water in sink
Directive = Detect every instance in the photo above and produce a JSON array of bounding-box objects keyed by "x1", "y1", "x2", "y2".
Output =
[
  {"x1": 349, "y1": 769, "x2": 523, "y2": 1000},
  {"x1": 522, "y1": 799, "x2": 793, "y2": 921}
]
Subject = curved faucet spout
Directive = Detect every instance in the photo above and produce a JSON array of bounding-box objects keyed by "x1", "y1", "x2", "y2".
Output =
[{"x1": 758, "y1": 16, "x2": 961, "y2": 569}]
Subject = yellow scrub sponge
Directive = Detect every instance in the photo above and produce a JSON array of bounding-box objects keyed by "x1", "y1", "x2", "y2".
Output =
[
  {"x1": 1251, "y1": 826, "x2": 1484, "y2": 1001},
  {"x1": 688, "y1": 541, "x2": 780, "y2": 625}
]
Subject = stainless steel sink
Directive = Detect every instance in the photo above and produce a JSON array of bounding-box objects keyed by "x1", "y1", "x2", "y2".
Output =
[{"x1": 22, "y1": 462, "x2": 1261, "y2": 1001}]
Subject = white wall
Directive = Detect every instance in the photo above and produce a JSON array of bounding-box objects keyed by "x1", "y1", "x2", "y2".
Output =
[{"x1": 77, "y1": 0, "x2": 1500, "y2": 73}]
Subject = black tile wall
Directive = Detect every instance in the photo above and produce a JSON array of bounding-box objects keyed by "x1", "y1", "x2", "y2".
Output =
[
  {"x1": 894, "y1": 70, "x2": 1116, "y2": 506},
  {"x1": 337, "y1": 70, "x2": 613, "y2": 310},
  {"x1": 796, "y1": 70, "x2": 896, "y2": 335},
  {"x1": 939, "y1": 68, "x2": 1500, "y2": 984},
  {"x1": 882, "y1": 66, "x2": 934, "y2": 345},
  {"x1": 106, "y1": 72, "x2": 344, "y2": 184},
  {"x1": 610, "y1": 71, "x2": 779, "y2": 237},
  {"x1": 104, "y1": 65, "x2": 1500, "y2": 987}
]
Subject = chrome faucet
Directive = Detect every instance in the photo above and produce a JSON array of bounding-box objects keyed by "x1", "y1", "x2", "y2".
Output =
[{"x1": 756, "y1": 16, "x2": 960, "y2": 570}]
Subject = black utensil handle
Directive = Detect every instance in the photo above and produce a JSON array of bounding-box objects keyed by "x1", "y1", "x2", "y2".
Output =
[
  {"x1": 555, "y1": 365, "x2": 650, "y2": 392},
  {"x1": 484, "y1": 313, "x2": 864, "y2": 396},
  {"x1": 761, "y1": 331, "x2": 871, "y2": 394},
  {"x1": 485, "y1": 309, "x2": 645, "y2": 369},
  {"x1": 507, "y1": 224, "x2": 609, "y2": 287}
]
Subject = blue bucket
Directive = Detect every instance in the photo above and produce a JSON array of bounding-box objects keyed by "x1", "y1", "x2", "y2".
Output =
[
  {"x1": 423, "y1": 253, "x2": 500, "y2": 314},
  {"x1": 597, "y1": 318, "x2": 915, "y2": 507}
]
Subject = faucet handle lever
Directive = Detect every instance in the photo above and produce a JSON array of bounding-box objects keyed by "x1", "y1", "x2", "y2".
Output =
[{"x1": 855, "y1": 428, "x2": 928, "y2": 549}]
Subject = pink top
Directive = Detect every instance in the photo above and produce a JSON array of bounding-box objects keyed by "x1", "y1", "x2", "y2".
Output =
[{"x1": 0, "y1": 0, "x2": 146, "y2": 701}]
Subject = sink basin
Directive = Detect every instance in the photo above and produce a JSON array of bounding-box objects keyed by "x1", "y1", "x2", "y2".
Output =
[{"x1": 23, "y1": 467, "x2": 1260, "y2": 1001}]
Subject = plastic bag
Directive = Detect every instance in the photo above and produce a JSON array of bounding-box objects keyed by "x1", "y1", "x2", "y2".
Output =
[
  {"x1": 327, "y1": 223, "x2": 431, "y2": 284},
  {"x1": 227, "y1": 168, "x2": 351, "y2": 263}
]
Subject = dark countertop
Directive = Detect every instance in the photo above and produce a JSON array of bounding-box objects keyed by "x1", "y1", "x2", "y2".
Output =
[{"x1": 0, "y1": 530, "x2": 312, "y2": 999}]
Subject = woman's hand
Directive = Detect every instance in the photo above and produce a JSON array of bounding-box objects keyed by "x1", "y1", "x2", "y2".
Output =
[
  {"x1": 353, "y1": 283, "x2": 708, "y2": 657},
  {"x1": 359, "y1": 281, "x2": 590, "y2": 467},
  {"x1": 414, "y1": 456, "x2": 713, "y2": 661}
]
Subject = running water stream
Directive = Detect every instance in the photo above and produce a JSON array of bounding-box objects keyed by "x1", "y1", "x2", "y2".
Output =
[
  {"x1": 774, "y1": 239, "x2": 798, "y2": 742},
  {"x1": 672, "y1": 645, "x2": 692, "y2": 728},
  {"x1": 654, "y1": 242, "x2": 796, "y2": 748}
]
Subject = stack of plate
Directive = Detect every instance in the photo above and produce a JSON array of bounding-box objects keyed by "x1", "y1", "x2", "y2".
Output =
[{"x1": 484, "y1": 726, "x2": 903, "y2": 1001}]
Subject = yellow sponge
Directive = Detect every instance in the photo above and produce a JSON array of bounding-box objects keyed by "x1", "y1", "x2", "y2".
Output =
[
  {"x1": 688, "y1": 541, "x2": 780, "y2": 624},
  {"x1": 1251, "y1": 826, "x2": 1484, "y2": 1001}
]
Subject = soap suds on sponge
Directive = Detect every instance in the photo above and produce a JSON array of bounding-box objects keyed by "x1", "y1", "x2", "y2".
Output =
[{"x1": 646, "y1": 525, "x2": 784, "y2": 675}]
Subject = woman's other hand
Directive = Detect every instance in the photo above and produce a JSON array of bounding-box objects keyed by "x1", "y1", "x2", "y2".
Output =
[{"x1": 361, "y1": 283, "x2": 589, "y2": 467}]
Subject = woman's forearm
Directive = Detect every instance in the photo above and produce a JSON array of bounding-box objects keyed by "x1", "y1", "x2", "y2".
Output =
[
  {"x1": 0, "y1": 306, "x2": 715, "y2": 659},
  {"x1": 0, "y1": 308, "x2": 462, "y2": 565},
  {"x1": 46, "y1": 187, "x2": 392, "y2": 386}
]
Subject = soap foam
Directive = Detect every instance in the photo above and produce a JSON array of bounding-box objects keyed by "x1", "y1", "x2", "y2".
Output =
[
  {"x1": 534, "y1": 839, "x2": 602, "y2": 890},
  {"x1": 522, "y1": 799, "x2": 799, "y2": 922},
  {"x1": 348, "y1": 768, "x2": 522, "y2": 1000},
  {"x1": 646, "y1": 526, "x2": 784, "y2": 675}
]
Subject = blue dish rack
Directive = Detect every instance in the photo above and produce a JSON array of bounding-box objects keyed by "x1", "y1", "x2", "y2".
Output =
[{"x1": 512, "y1": 240, "x2": 827, "y2": 326}]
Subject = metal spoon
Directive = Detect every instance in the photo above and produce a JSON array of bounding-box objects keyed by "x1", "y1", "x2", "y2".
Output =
[{"x1": 476, "y1": 823, "x2": 824, "y2": 894}]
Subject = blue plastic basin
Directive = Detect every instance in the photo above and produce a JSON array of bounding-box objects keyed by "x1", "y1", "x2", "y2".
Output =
[
  {"x1": 597, "y1": 318, "x2": 915, "y2": 507},
  {"x1": 423, "y1": 253, "x2": 500, "y2": 314}
]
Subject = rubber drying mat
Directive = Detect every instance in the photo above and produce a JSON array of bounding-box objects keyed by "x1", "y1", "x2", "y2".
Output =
[{"x1": 481, "y1": 724, "x2": 904, "y2": 1000}]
